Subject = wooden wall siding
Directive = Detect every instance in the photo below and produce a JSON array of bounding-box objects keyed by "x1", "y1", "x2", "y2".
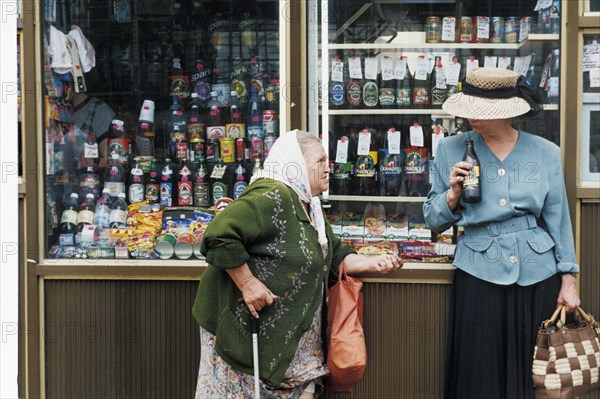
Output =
[
  {"x1": 580, "y1": 203, "x2": 600, "y2": 399},
  {"x1": 324, "y1": 283, "x2": 451, "y2": 399},
  {"x1": 44, "y1": 280, "x2": 201, "y2": 399}
]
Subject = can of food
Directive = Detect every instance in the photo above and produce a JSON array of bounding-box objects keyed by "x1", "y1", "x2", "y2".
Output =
[
  {"x1": 504, "y1": 17, "x2": 519, "y2": 43},
  {"x1": 490, "y1": 17, "x2": 505, "y2": 43},
  {"x1": 174, "y1": 232, "x2": 195, "y2": 259},
  {"x1": 155, "y1": 232, "x2": 177, "y2": 259},
  {"x1": 262, "y1": 110, "x2": 279, "y2": 136},
  {"x1": 193, "y1": 235, "x2": 203, "y2": 259},
  {"x1": 425, "y1": 16, "x2": 442, "y2": 43},
  {"x1": 458, "y1": 16, "x2": 474, "y2": 43},
  {"x1": 220, "y1": 137, "x2": 235, "y2": 163}
]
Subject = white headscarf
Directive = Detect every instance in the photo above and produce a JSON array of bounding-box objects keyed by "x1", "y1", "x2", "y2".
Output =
[{"x1": 251, "y1": 130, "x2": 328, "y2": 256}]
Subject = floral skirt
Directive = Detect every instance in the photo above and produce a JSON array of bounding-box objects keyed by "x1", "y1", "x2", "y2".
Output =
[{"x1": 195, "y1": 305, "x2": 328, "y2": 399}]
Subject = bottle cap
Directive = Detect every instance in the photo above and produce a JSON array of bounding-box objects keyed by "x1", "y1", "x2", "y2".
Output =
[
  {"x1": 139, "y1": 100, "x2": 155, "y2": 123},
  {"x1": 191, "y1": 92, "x2": 199, "y2": 98},
  {"x1": 86, "y1": 193, "x2": 95, "y2": 199},
  {"x1": 210, "y1": 91, "x2": 217, "y2": 97},
  {"x1": 230, "y1": 90, "x2": 238, "y2": 96},
  {"x1": 111, "y1": 119, "x2": 125, "y2": 132},
  {"x1": 71, "y1": 193, "x2": 79, "y2": 199},
  {"x1": 118, "y1": 193, "x2": 126, "y2": 199}
]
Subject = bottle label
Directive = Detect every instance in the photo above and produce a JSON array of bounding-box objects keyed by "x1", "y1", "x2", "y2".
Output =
[
  {"x1": 79, "y1": 173, "x2": 100, "y2": 196},
  {"x1": 362, "y1": 82, "x2": 379, "y2": 107},
  {"x1": 169, "y1": 75, "x2": 190, "y2": 98},
  {"x1": 346, "y1": 81, "x2": 362, "y2": 106},
  {"x1": 93, "y1": 209, "x2": 110, "y2": 228},
  {"x1": 106, "y1": 182, "x2": 126, "y2": 198},
  {"x1": 213, "y1": 83, "x2": 232, "y2": 106},
  {"x1": 194, "y1": 183, "x2": 210, "y2": 207},
  {"x1": 431, "y1": 87, "x2": 448, "y2": 105},
  {"x1": 233, "y1": 181, "x2": 248, "y2": 200},
  {"x1": 378, "y1": 87, "x2": 395, "y2": 106},
  {"x1": 381, "y1": 154, "x2": 403, "y2": 175},
  {"x1": 77, "y1": 210, "x2": 95, "y2": 226},
  {"x1": 176, "y1": 139, "x2": 189, "y2": 160},
  {"x1": 212, "y1": 182, "x2": 227, "y2": 202},
  {"x1": 61, "y1": 209, "x2": 78, "y2": 226},
  {"x1": 405, "y1": 151, "x2": 426, "y2": 175},
  {"x1": 178, "y1": 181, "x2": 193, "y2": 205},
  {"x1": 232, "y1": 79, "x2": 249, "y2": 102},
  {"x1": 207, "y1": 126, "x2": 226, "y2": 139},
  {"x1": 188, "y1": 123, "x2": 205, "y2": 142},
  {"x1": 129, "y1": 184, "x2": 145, "y2": 203},
  {"x1": 160, "y1": 182, "x2": 173, "y2": 206},
  {"x1": 330, "y1": 82, "x2": 345, "y2": 106},
  {"x1": 396, "y1": 87, "x2": 412, "y2": 106},
  {"x1": 107, "y1": 138, "x2": 130, "y2": 162},
  {"x1": 194, "y1": 81, "x2": 212, "y2": 102},
  {"x1": 211, "y1": 164, "x2": 228, "y2": 179},
  {"x1": 146, "y1": 183, "x2": 159, "y2": 202},
  {"x1": 464, "y1": 166, "x2": 480, "y2": 188},
  {"x1": 226, "y1": 123, "x2": 246, "y2": 139},
  {"x1": 109, "y1": 209, "x2": 127, "y2": 226},
  {"x1": 413, "y1": 87, "x2": 429, "y2": 105}
]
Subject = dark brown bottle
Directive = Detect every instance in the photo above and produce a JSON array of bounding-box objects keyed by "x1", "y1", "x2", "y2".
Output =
[{"x1": 462, "y1": 139, "x2": 482, "y2": 203}]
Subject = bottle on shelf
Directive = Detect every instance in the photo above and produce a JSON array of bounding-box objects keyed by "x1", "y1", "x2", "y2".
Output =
[
  {"x1": 169, "y1": 3, "x2": 190, "y2": 99},
  {"x1": 412, "y1": 55, "x2": 430, "y2": 108},
  {"x1": 212, "y1": 59, "x2": 231, "y2": 107},
  {"x1": 430, "y1": 56, "x2": 448, "y2": 108},
  {"x1": 330, "y1": 54, "x2": 345, "y2": 109},
  {"x1": 249, "y1": 56, "x2": 266, "y2": 97},
  {"x1": 193, "y1": 155, "x2": 211, "y2": 207},
  {"x1": 128, "y1": 157, "x2": 145, "y2": 204},
  {"x1": 206, "y1": 91, "x2": 226, "y2": 139},
  {"x1": 189, "y1": 2, "x2": 207, "y2": 63},
  {"x1": 265, "y1": 78, "x2": 279, "y2": 112},
  {"x1": 160, "y1": 158, "x2": 174, "y2": 207},
  {"x1": 378, "y1": 55, "x2": 396, "y2": 108},
  {"x1": 209, "y1": 10, "x2": 229, "y2": 59},
  {"x1": 362, "y1": 55, "x2": 379, "y2": 108},
  {"x1": 211, "y1": 155, "x2": 230, "y2": 205},
  {"x1": 247, "y1": 87, "x2": 264, "y2": 138},
  {"x1": 447, "y1": 57, "x2": 461, "y2": 97},
  {"x1": 227, "y1": 90, "x2": 246, "y2": 138},
  {"x1": 233, "y1": 158, "x2": 248, "y2": 200},
  {"x1": 330, "y1": 135, "x2": 352, "y2": 195},
  {"x1": 107, "y1": 118, "x2": 130, "y2": 166},
  {"x1": 190, "y1": 60, "x2": 212, "y2": 105},
  {"x1": 462, "y1": 138, "x2": 482, "y2": 203},
  {"x1": 379, "y1": 128, "x2": 403, "y2": 196},
  {"x1": 60, "y1": 193, "x2": 80, "y2": 236},
  {"x1": 547, "y1": 49, "x2": 560, "y2": 104},
  {"x1": 108, "y1": 192, "x2": 128, "y2": 228},
  {"x1": 78, "y1": 163, "x2": 100, "y2": 200},
  {"x1": 104, "y1": 153, "x2": 126, "y2": 202},
  {"x1": 145, "y1": 159, "x2": 160, "y2": 204},
  {"x1": 165, "y1": 96, "x2": 188, "y2": 162},
  {"x1": 77, "y1": 193, "x2": 95, "y2": 233},
  {"x1": 177, "y1": 158, "x2": 193, "y2": 206},
  {"x1": 352, "y1": 129, "x2": 377, "y2": 196},
  {"x1": 135, "y1": 100, "x2": 156, "y2": 172},
  {"x1": 346, "y1": 55, "x2": 363, "y2": 109},
  {"x1": 230, "y1": 57, "x2": 249, "y2": 104},
  {"x1": 188, "y1": 92, "x2": 206, "y2": 145},
  {"x1": 396, "y1": 56, "x2": 412, "y2": 108},
  {"x1": 403, "y1": 121, "x2": 429, "y2": 196},
  {"x1": 93, "y1": 189, "x2": 111, "y2": 229}
]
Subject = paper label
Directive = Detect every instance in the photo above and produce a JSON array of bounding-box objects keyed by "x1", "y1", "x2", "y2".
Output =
[
  {"x1": 477, "y1": 17, "x2": 490, "y2": 39},
  {"x1": 394, "y1": 57, "x2": 408, "y2": 80},
  {"x1": 331, "y1": 60, "x2": 343, "y2": 82},
  {"x1": 466, "y1": 58, "x2": 480, "y2": 75},
  {"x1": 348, "y1": 57, "x2": 363, "y2": 79},
  {"x1": 357, "y1": 131, "x2": 371, "y2": 156},
  {"x1": 589, "y1": 69, "x2": 600, "y2": 88},
  {"x1": 442, "y1": 17, "x2": 456, "y2": 42},
  {"x1": 210, "y1": 164, "x2": 228, "y2": 179},
  {"x1": 583, "y1": 43, "x2": 600, "y2": 72},
  {"x1": 484, "y1": 56, "x2": 498, "y2": 68},
  {"x1": 435, "y1": 67, "x2": 447, "y2": 88},
  {"x1": 365, "y1": 56, "x2": 378, "y2": 80},
  {"x1": 534, "y1": 0, "x2": 553, "y2": 11},
  {"x1": 335, "y1": 139, "x2": 349, "y2": 163},
  {"x1": 498, "y1": 56, "x2": 512, "y2": 70},
  {"x1": 447, "y1": 62, "x2": 461, "y2": 85},
  {"x1": 84, "y1": 142, "x2": 99, "y2": 159},
  {"x1": 415, "y1": 56, "x2": 429, "y2": 80},
  {"x1": 410, "y1": 125, "x2": 424, "y2": 148},
  {"x1": 514, "y1": 54, "x2": 532, "y2": 76},
  {"x1": 381, "y1": 57, "x2": 394, "y2": 81},
  {"x1": 387, "y1": 129, "x2": 401, "y2": 154},
  {"x1": 519, "y1": 17, "x2": 530, "y2": 42}
]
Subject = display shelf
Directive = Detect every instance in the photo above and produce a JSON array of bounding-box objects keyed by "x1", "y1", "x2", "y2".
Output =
[
  {"x1": 327, "y1": 109, "x2": 449, "y2": 116},
  {"x1": 528, "y1": 34, "x2": 560, "y2": 41},
  {"x1": 327, "y1": 195, "x2": 427, "y2": 203},
  {"x1": 543, "y1": 104, "x2": 559, "y2": 111}
]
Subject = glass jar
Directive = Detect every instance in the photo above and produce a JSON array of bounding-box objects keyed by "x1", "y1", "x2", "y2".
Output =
[
  {"x1": 458, "y1": 16, "x2": 474, "y2": 43},
  {"x1": 425, "y1": 17, "x2": 442, "y2": 43}
]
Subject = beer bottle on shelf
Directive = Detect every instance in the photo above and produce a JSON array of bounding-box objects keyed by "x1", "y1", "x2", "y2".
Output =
[
  {"x1": 206, "y1": 91, "x2": 226, "y2": 140},
  {"x1": 431, "y1": 56, "x2": 448, "y2": 108},
  {"x1": 206, "y1": 138, "x2": 220, "y2": 171},
  {"x1": 362, "y1": 55, "x2": 379, "y2": 108},
  {"x1": 233, "y1": 158, "x2": 248, "y2": 200},
  {"x1": 378, "y1": 55, "x2": 396, "y2": 108},
  {"x1": 249, "y1": 56, "x2": 266, "y2": 97},
  {"x1": 209, "y1": 10, "x2": 229, "y2": 59},
  {"x1": 230, "y1": 57, "x2": 249, "y2": 104},
  {"x1": 247, "y1": 87, "x2": 264, "y2": 138},
  {"x1": 462, "y1": 138, "x2": 482, "y2": 203},
  {"x1": 193, "y1": 155, "x2": 211, "y2": 208},
  {"x1": 78, "y1": 163, "x2": 100, "y2": 200},
  {"x1": 107, "y1": 118, "x2": 130, "y2": 166},
  {"x1": 165, "y1": 96, "x2": 188, "y2": 162},
  {"x1": 212, "y1": 60, "x2": 231, "y2": 107},
  {"x1": 135, "y1": 100, "x2": 156, "y2": 172},
  {"x1": 403, "y1": 121, "x2": 429, "y2": 196},
  {"x1": 169, "y1": 3, "x2": 189, "y2": 99},
  {"x1": 447, "y1": 57, "x2": 461, "y2": 97},
  {"x1": 396, "y1": 56, "x2": 412, "y2": 108},
  {"x1": 104, "y1": 153, "x2": 126, "y2": 201},
  {"x1": 190, "y1": 60, "x2": 212, "y2": 105},
  {"x1": 346, "y1": 55, "x2": 363, "y2": 109},
  {"x1": 412, "y1": 55, "x2": 430, "y2": 108},
  {"x1": 211, "y1": 155, "x2": 229, "y2": 205},
  {"x1": 330, "y1": 55, "x2": 345, "y2": 109},
  {"x1": 265, "y1": 78, "x2": 279, "y2": 112},
  {"x1": 160, "y1": 158, "x2": 174, "y2": 207},
  {"x1": 108, "y1": 192, "x2": 128, "y2": 228},
  {"x1": 145, "y1": 159, "x2": 160, "y2": 204},
  {"x1": 330, "y1": 135, "x2": 352, "y2": 195},
  {"x1": 240, "y1": 11, "x2": 258, "y2": 58},
  {"x1": 353, "y1": 129, "x2": 377, "y2": 196},
  {"x1": 128, "y1": 158, "x2": 145, "y2": 204},
  {"x1": 227, "y1": 90, "x2": 246, "y2": 138},
  {"x1": 77, "y1": 193, "x2": 95, "y2": 233},
  {"x1": 380, "y1": 128, "x2": 403, "y2": 196},
  {"x1": 60, "y1": 193, "x2": 80, "y2": 236},
  {"x1": 93, "y1": 189, "x2": 111, "y2": 229},
  {"x1": 189, "y1": 2, "x2": 207, "y2": 63},
  {"x1": 188, "y1": 92, "x2": 206, "y2": 143},
  {"x1": 177, "y1": 158, "x2": 193, "y2": 206}
]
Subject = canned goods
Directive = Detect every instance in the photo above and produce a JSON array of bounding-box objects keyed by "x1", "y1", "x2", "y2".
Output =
[
  {"x1": 174, "y1": 233, "x2": 195, "y2": 259},
  {"x1": 425, "y1": 16, "x2": 442, "y2": 43},
  {"x1": 155, "y1": 232, "x2": 177, "y2": 259},
  {"x1": 490, "y1": 17, "x2": 505, "y2": 43},
  {"x1": 193, "y1": 235, "x2": 204, "y2": 259},
  {"x1": 226, "y1": 123, "x2": 246, "y2": 138},
  {"x1": 504, "y1": 17, "x2": 519, "y2": 43},
  {"x1": 458, "y1": 16, "x2": 474, "y2": 43},
  {"x1": 262, "y1": 110, "x2": 279, "y2": 136},
  {"x1": 235, "y1": 138, "x2": 246, "y2": 160},
  {"x1": 220, "y1": 137, "x2": 235, "y2": 163}
]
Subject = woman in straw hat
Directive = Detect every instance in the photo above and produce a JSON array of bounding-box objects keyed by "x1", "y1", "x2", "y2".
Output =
[{"x1": 424, "y1": 68, "x2": 580, "y2": 398}]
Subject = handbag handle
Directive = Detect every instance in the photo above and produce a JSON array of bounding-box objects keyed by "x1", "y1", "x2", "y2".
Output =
[
  {"x1": 338, "y1": 260, "x2": 348, "y2": 283},
  {"x1": 543, "y1": 305, "x2": 596, "y2": 330}
]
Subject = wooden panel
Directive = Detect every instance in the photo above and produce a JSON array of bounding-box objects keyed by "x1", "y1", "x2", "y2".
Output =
[
  {"x1": 324, "y1": 283, "x2": 451, "y2": 399},
  {"x1": 44, "y1": 281, "x2": 201, "y2": 399}
]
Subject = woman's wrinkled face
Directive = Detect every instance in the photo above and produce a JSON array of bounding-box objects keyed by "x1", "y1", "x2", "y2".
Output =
[{"x1": 304, "y1": 143, "x2": 330, "y2": 196}]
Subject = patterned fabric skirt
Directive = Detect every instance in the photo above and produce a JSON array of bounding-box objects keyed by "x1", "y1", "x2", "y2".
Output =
[
  {"x1": 195, "y1": 305, "x2": 329, "y2": 399},
  {"x1": 444, "y1": 269, "x2": 561, "y2": 399}
]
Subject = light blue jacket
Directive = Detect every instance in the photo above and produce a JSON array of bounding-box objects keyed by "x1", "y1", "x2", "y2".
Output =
[{"x1": 424, "y1": 131, "x2": 579, "y2": 286}]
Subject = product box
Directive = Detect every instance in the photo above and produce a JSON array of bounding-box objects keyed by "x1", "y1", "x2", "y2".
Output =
[
  {"x1": 408, "y1": 213, "x2": 431, "y2": 241},
  {"x1": 325, "y1": 211, "x2": 344, "y2": 236},
  {"x1": 385, "y1": 213, "x2": 409, "y2": 242},
  {"x1": 340, "y1": 212, "x2": 365, "y2": 240}
]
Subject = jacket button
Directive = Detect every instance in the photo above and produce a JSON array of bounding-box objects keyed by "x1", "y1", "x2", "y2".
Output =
[
  {"x1": 499, "y1": 198, "x2": 508, "y2": 206},
  {"x1": 509, "y1": 255, "x2": 518, "y2": 264},
  {"x1": 498, "y1": 168, "x2": 506, "y2": 176}
]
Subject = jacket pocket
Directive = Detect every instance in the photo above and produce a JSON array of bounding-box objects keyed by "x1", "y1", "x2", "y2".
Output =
[
  {"x1": 463, "y1": 237, "x2": 494, "y2": 252},
  {"x1": 216, "y1": 306, "x2": 253, "y2": 368},
  {"x1": 456, "y1": 236, "x2": 496, "y2": 264},
  {"x1": 526, "y1": 232, "x2": 555, "y2": 254}
]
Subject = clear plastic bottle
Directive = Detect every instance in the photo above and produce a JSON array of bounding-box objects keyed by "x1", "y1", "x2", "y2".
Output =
[
  {"x1": 108, "y1": 192, "x2": 128, "y2": 228},
  {"x1": 104, "y1": 153, "x2": 126, "y2": 202},
  {"x1": 77, "y1": 193, "x2": 96, "y2": 232},
  {"x1": 93, "y1": 189, "x2": 111, "y2": 229},
  {"x1": 128, "y1": 158, "x2": 145, "y2": 204}
]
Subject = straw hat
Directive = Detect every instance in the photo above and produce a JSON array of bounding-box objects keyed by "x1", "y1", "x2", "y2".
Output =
[{"x1": 442, "y1": 67, "x2": 542, "y2": 120}]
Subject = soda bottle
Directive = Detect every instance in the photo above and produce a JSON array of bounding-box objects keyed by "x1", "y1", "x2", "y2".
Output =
[
  {"x1": 247, "y1": 87, "x2": 264, "y2": 138},
  {"x1": 145, "y1": 159, "x2": 160, "y2": 204},
  {"x1": 160, "y1": 158, "x2": 174, "y2": 207},
  {"x1": 462, "y1": 138, "x2": 482, "y2": 203},
  {"x1": 211, "y1": 60, "x2": 231, "y2": 107},
  {"x1": 249, "y1": 57, "x2": 266, "y2": 97},
  {"x1": 396, "y1": 57, "x2": 412, "y2": 108},
  {"x1": 378, "y1": 55, "x2": 396, "y2": 108},
  {"x1": 230, "y1": 58, "x2": 249, "y2": 104},
  {"x1": 227, "y1": 90, "x2": 246, "y2": 138},
  {"x1": 165, "y1": 96, "x2": 188, "y2": 162},
  {"x1": 193, "y1": 155, "x2": 211, "y2": 207},
  {"x1": 60, "y1": 193, "x2": 80, "y2": 235},
  {"x1": 128, "y1": 158, "x2": 145, "y2": 204},
  {"x1": 362, "y1": 55, "x2": 379, "y2": 108},
  {"x1": 190, "y1": 61, "x2": 212, "y2": 105},
  {"x1": 135, "y1": 100, "x2": 156, "y2": 171},
  {"x1": 104, "y1": 153, "x2": 126, "y2": 201},
  {"x1": 239, "y1": 11, "x2": 258, "y2": 58},
  {"x1": 93, "y1": 189, "x2": 111, "y2": 229},
  {"x1": 233, "y1": 158, "x2": 248, "y2": 200},
  {"x1": 108, "y1": 192, "x2": 128, "y2": 228},
  {"x1": 330, "y1": 55, "x2": 346, "y2": 109},
  {"x1": 431, "y1": 56, "x2": 448, "y2": 108},
  {"x1": 77, "y1": 193, "x2": 96, "y2": 232},
  {"x1": 107, "y1": 118, "x2": 130, "y2": 165},
  {"x1": 177, "y1": 158, "x2": 193, "y2": 206},
  {"x1": 79, "y1": 163, "x2": 100, "y2": 199},
  {"x1": 206, "y1": 91, "x2": 226, "y2": 139},
  {"x1": 188, "y1": 93, "x2": 206, "y2": 144}
]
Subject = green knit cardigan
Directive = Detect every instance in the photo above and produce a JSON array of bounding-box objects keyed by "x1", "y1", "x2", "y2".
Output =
[{"x1": 192, "y1": 179, "x2": 355, "y2": 386}]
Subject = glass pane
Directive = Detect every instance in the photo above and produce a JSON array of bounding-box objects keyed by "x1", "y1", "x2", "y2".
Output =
[
  {"x1": 43, "y1": 1, "x2": 280, "y2": 260},
  {"x1": 581, "y1": 34, "x2": 600, "y2": 184}
]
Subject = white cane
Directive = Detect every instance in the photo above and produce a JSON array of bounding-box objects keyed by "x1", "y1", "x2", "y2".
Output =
[{"x1": 251, "y1": 318, "x2": 260, "y2": 399}]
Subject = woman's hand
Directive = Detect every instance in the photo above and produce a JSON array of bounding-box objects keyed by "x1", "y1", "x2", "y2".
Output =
[
  {"x1": 226, "y1": 264, "x2": 279, "y2": 319},
  {"x1": 556, "y1": 274, "x2": 581, "y2": 312},
  {"x1": 446, "y1": 161, "x2": 473, "y2": 210},
  {"x1": 343, "y1": 253, "x2": 403, "y2": 275}
]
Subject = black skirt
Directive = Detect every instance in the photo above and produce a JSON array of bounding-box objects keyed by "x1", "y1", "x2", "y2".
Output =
[{"x1": 444, "y1": 269, "x2": 561, "y2": 399}]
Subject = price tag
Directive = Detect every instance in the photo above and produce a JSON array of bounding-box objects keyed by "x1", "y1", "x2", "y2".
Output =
[
  {"x1": 335, "y1": 138, "x2": 349, "y2": 163},
  {"x1": 436, "y1": 67, "x2": 447, "y2": 88},
  {"x1": 431, "y1": 128, "x2": 444, "y2": 158},
  {"x1": 348, "y1": 56, "x2": 363, "y2": 79},
  {"x1": 415, "y1": 56, "x2": 429, "y2": 81},
  {"x1": 210, "y1": 164, "x2": 228, "y2": 179},
  {"x1": 589, "y1": 68, "x2": 600, "y2": 88},
  {"x1": 534, "y1": 0, "x2": 552, "y2": 11},
  {"x1": 394, "y1": 57, "x2": 408, "y2": 80},
  {"x1": 519, "y1": 17, "x2": 530, "y2": 42},
  {"x1": 84, "y1": 142, "x2": 99, "y2": 159},
  {"x1": 381, "y1": 56, "x2": 394, "y2": 81},
  {"x1": 387, "y1": 129, "x2": 401, "y2": 154},
  {"x1": 331, "y1": 59, "x2": 343, "y2": 82},
  {"x1": 357, "y1": 130, "x2": 371, "y2": 156},
  {"x1": 447, "y1": 61, "x2": 461, "y2": 85},
  {"x1": 484, "y1": 56, "x2": 498, "y2": 68},
  {"x1": 365, "y1": 56, "x2": 378, "y2": 80},
  {"x1": 409, "y1": 124, "x2": 424, "y2": 148},
  {"x1": 583, "y1": 43, "x2": 600, "y2": 72},
  {"x1": 477, "y1": 17, "x2": 490, "y2": 40},
  {"x1": 442, "y1": 17, "x2": 456, "y2": 42},
  {"x1": 514, "y1": 54, "x2": 532, "y2": 76},
  {"x1": 498, "y1": 56, "x2": 512, "y2": 70},
  {"x1": 466, "y1": 58, "x2": 479, "y2": 75}
]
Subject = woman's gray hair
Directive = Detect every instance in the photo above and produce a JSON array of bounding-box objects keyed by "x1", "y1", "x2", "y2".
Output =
[{"x1": 296, "y1": 130, "x2": 322, "y2": 156}]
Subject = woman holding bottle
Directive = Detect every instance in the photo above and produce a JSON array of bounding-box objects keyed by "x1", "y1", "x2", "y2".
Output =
[{"x1": 424, "y1": 68, "x2": 580, "y2": 399}]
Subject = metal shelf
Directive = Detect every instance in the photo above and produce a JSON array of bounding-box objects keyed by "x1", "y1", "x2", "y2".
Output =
[
  {"x1": 327, "y1": 109, "x2": 448, "y2": 116},
  {"x1": 326, "y1": 195, "x2": 427, "y2": 203}
]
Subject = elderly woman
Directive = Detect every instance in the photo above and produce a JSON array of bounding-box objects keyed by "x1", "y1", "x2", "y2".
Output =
[
  {"x1": 193, "y1": 130, "x2": 402, "y2": 398},
  {"x1": 424, "y1": 68, "x2": 580, "y2": 399}
]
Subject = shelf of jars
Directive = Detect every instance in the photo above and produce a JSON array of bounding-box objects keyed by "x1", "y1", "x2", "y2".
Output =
[
  {"x1": 324, "y1": 105, "x2": 559, "y2": 115},
  {"x1": 326, "y1": 195, "x2": 427, "y2": 203}
]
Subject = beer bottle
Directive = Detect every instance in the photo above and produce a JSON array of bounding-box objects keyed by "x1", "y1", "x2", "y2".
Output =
[
  {"x1": 79, "y1": 163, "x2": 100, "y2": 200},
  {"x1": 462, "y1": 138, "x2": 482, "y2": 203},
  {"x1": 206, "y1": 91, "x2": 226, "y2": 139},
  {"x1": 330, "y1": 55, "x2": 345, "y2": 109},
  {"x1": 60, "y1": 193, "x2": 80, "y2": 236},
  {"x1": 188, "y1": 93, "x2": 206, "y2": 145},
  {"x1": 233, "y1": 158, "x2": 248, "y2": 200},
  {"x1": 378, "y1": 55, "x2": 396, "y2": 108},
  {"x1": 227, "y1": 90, "x2": 246, "y2": 138},
  {"x1": 330, "y1": 136, "x2": 352, "y2": 195},
  {"x1": 412, "y1": 55, "x2": 430, "y2": 108},
  {"x1": 430, "y1": 56, "x2": 448, "y2": 108},
  {"x1": 160, "y1": 158, "x2": 174, "y2": 207},
  {"x1": 247, "y1": 87, "x2": 264, "y2": 138},
  {"x1": 128, "y1": 158, "x2": 145, "y2": 204},
  {"x1": 169, "y1": 3, "x2": 189, "y2": 99},
  {"x1": 211, "y1": 156, "x2": 229, "y2": 205},
  {"x1": 353, "y1": 129, "x2": 377, "y2": 196},
  {"x1": 380, "y1": 128, "x2": 403, "y2": 196},
  {"x1": 177, "y1": 158, "x2": 193, "y2": 206},
  {"x1": 396, "y1": 57, "x2": 412, "y2": 108},
  {"x1": 346, "y1": 55, "x2": 363, "y2": 109},
  {"x1": 104, "y1": 153, "x2": 126, "y2": 201},
  {"x1": 165, "y1": 96, "x2": 188, "y2": 162},
  {"x1": 77, "y1": 193, "x2": 96, "y2": 232},
  {"x1": 145, "y1": 159, "x2": 160, "y2": 204},
  {"x1": 136, "y1": 100, "x2": 156, "y2": 171},
  {"x1": 211, "y1": 60, "x2": 231, "y2": 107},
  {"x1": 362, "y1": 55, "x2": 379, "y2": 108},
  {"x1": 193, "y1": 155, "x2": 211, "y2": 207},
  {"x1": 107, "y1": 118, "x2": 130, "y2": 166}
]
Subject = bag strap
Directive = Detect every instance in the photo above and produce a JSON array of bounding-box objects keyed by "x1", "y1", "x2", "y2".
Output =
[
  {"x1": 576, "y1": 306, "x2": 594, "y2": 323},
  {"x1": 543, "y1": 306, "x2": 598, "y2": 331},
  {"x1": 338, "y1": 260, "x2": 348, "y2": 283},
  {"x1": 544, "y1": 306, "x2": 565, "y2": 330}
]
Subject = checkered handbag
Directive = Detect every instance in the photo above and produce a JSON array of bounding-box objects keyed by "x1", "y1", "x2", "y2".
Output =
[{"x1": 533, "y1": 306, "x2": 600, "y2": 399}]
